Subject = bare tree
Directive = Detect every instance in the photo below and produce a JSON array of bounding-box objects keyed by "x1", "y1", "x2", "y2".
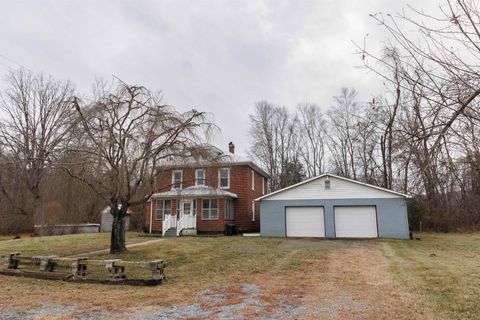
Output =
[
  {"x1": 297, "y1": 104, "x2": 326, "y2": 177},
  {"x1": 357, "y1": 0, "x2": 480, "y2": 150},
  {"x1": 0, "y1": 69, "x2": 75, "y2": 232},
  {"x1": 352, "y1": 0, "x2": 480, "y2": 230},
  {"x1": 249, "y1": 101, "x2": 298, "y2": 191},
  {"x1": 326, "y1": 88, "x2": 362, "y2": 179},
  {"x1": 67, "y1": 80, "x2": 213, "y2": 253}
]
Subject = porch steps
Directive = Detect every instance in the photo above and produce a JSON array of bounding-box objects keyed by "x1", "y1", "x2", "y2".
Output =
[{"x1": 164, "y1": 228, "x2": 177, "y2": 237}]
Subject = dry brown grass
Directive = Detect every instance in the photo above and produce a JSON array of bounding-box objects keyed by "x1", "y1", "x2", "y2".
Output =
[
  {"x1": 0, "y1": 232, "x2": 149, "y2": 256},
  {"x1": 1, "y1": 233, "x2": 472, "y2": 319},
  {"x1": 383, "y1": 232, "x2": 480, "y2": 320}
]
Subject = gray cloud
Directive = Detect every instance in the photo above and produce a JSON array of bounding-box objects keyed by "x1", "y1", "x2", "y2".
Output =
[{"x1": 0, "y1": 0, "x2": 437, "y2": 154}]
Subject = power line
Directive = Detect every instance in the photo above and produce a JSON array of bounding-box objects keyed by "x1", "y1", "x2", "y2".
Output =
[
  {"x1": 0, "y1": 52, "x2": 96, "y2": 102},
  {"x1": 0, "y1": 53, "x2": 35, "y2": 73}
]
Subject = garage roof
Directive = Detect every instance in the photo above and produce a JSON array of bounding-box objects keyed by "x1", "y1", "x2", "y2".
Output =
[{"x1": 255, "y1": 173, "x2": 410, "y2": 201}]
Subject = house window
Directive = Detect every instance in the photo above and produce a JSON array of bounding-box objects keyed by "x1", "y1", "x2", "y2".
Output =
[
  {"x1": 155, "y1": 199, "x2": 171, "y2": 220},
  {"x1": 262, "y1": 177, "x2": 265, "y2": 195},
  {"x1": 195, "y1": 169, "x2": 205, "y2": 186},
  {"x1": 218, "y1": 168, "x2": 230, "y2": 189},
  {"x1": 225, "y1": 199, "x2": 235, "y2": 220},
  {"x1": 172, "y1": 170, "x2": 183, "y2": 189},
  {"x1": 202, "y1": 199, "x2": 219, "y2": 220},
  {"x1": 251, "y1": 170, "x2": 255, "y2": 191},
  {"x1": 251, "y1": 200, "x2": 255, "y2": 222}
]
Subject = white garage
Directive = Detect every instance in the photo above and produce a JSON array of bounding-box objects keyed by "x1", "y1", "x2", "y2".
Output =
[
  {"x1": 285, "y1": 206, "x2": 325, "y2": 237},
  {"x1": 334, "y1": 206, "x2": 377, "y2": 238}
]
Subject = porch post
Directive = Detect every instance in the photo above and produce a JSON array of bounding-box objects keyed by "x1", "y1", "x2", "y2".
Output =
[{"x1": 149, "y1": 199, "x2": 153, "y2": 234}]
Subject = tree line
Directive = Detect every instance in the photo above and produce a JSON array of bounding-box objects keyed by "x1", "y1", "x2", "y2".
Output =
[
  {"x1": 249, "y1": 0, "x2": 480, "y2": 232},
  {"x1": 0, "y1": 71, "x2": 213, "y2": 252}
]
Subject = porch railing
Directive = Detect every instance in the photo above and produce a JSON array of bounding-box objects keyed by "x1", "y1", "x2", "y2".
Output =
[
  {"x1": 162, "y1": 214, "x2": 177, "y2": 236},
  {"x1": 176, "y1": 214, "x2": 196, "y2": 236},
  {"x1": 176, "y1": 216, "x2": 184, "y2": 236}
]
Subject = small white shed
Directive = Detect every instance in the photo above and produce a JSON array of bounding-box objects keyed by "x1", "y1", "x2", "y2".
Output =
[{"x1": 100, "y1": 206, "x2": 131, "y2": 232}]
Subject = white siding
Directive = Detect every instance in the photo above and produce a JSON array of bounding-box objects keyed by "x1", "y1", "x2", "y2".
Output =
[{"x1": 265, "y1": 176, "x2": 403, "y2": 200}]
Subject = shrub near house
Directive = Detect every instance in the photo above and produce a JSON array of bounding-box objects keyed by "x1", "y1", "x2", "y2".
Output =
[{"x1": 145, "y1": 143, "x2": 269, "y2": 235}]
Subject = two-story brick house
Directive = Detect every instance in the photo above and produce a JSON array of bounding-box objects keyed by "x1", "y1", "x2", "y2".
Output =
[{"x1": 145, "y1": 143, "x2": 269, "y2": 236}]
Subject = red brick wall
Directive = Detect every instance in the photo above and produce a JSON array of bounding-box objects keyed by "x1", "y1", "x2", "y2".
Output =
[
  {"x1": 145, "y1": 164, "x2": 268, "y2": 233},
  {"x1": 196, "y1": 198, "x2": 226, "y2": 233}
]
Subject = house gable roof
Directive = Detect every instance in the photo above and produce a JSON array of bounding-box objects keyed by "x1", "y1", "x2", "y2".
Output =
[
  {"x1": 159, "y1": 144, "x2": 270, "y2": 178},
  {"x1": 255, "y1": 173, "x2": 409, "y2": 201}
]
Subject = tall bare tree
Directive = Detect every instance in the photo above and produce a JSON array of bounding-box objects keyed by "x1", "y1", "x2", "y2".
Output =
[
  {"x1": 353, "y1": 0, "x2": 480, "y2": 230},
  {"x1": 326, "y1": 88, "x2": 362, "y2": 179},
  {"x1": 0, "y1": 69, "x2": 75, "y2": 231},
  {"x1": 67, "y1": 80, "x2": 213, "y2": 253},
  {"x1": 297, "y1": 103, "x2": 326, "y2": 177},
  {"x1": 249, "y1": 101, "x2": 298, "y2": 191}
]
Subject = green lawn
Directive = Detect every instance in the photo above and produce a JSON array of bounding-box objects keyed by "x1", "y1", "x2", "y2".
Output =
[
  {"x1": 382, "y1": 232, "x2": 480, "y2": 319},
  {"x1": 0, "y1": 232, "x2": 148, "y2": 256}
]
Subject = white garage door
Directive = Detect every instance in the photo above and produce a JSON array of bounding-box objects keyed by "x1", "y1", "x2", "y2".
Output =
[
  {"x1": 334, "y1": 206, "x2": 378, "y2": 238},
  {"x1": 286, "y1": 207, "x2": 325, "y2": 237}
]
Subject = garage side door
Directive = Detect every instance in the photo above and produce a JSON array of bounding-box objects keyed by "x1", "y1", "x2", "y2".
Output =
[
  {"x1": 334, "y1": 206, "x2": 377, "y2": 238},
  {"x1": 286, "y1": 207, "x2": 325, "y2": 237}
]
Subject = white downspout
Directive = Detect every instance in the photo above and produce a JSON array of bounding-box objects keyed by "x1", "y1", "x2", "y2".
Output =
[{"x1": 149, "y1": 199, "x2": 153, "y2": 234}]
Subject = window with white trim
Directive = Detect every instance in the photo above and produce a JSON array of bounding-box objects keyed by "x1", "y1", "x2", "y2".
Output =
[
  {"x1": 202, "y1": 199, "x2": 219, "y2": 220},
  {"x1": 251, "y1": 170, "x2": 255, "y2": 191},
  {"x1": 218, "y1": 168, "x2": 230, "y2": 189},
  {"x1": 172, "y1": 170, "x2": 183, "y2": 189},
  {"x1": 251, "y1": 200, "x2": 255, "y2": 222},
  {"x1": 155, "y1": 199, "x2": 171, "y2": 220},
  {"x1": 262, "y1": 177, "x2": 265, "y2": 195},
  {"x1": 195, "y1": 169, "x2": 205, "y2": 186},
  {"x1": 225, "y1": 199, "x2": 235, "y2": 220}
]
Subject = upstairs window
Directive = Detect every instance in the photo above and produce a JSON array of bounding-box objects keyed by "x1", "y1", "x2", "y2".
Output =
[
  {"x1": 195, "y1": 169, "x2": 205, "y2": 186},
  {"x1": 155, "y1": 199, "x2": 171, "y2": 220},
  {"x1": 251, "y1": 170, "x2": 255, "y2": 191},
  {"x1": 202, "y1": 199, "x2": 218, "y2": 220},
  {"x1": 218, "y1": 168, "x2": 230, "y2": 189},
  {"x1": 225, "y1": 199, "x2": 235, "y2": 220},
  {"x1": 172, "y1": 170, "x2": 183, "y2": 189}
]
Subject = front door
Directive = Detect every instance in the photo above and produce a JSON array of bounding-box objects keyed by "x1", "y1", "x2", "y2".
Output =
[{"x1": 180, "y1": 200, "x2": 196, "y2": 229}]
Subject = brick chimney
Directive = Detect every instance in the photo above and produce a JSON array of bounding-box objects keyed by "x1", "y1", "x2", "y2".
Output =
[{"x1": 228, "y1": 142, "x2": 235, "y2": 154}]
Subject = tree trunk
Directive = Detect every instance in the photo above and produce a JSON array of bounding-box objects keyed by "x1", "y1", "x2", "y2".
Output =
[{"x1": 110, "y1": 207, "x2": 126, "y2": 254}]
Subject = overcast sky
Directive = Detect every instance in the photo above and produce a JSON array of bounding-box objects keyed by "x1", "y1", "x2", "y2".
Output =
[{"x1": 0, "y1": 0, "x2": 438, "y2": 155}]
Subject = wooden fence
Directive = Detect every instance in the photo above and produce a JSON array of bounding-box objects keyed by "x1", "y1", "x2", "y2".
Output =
[{"x1": 1, "y1": 252, "x2": 166, "y2": 286}]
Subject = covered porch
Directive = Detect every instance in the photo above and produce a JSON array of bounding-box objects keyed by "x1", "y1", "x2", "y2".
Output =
[{"x1": 147, "y1": 186, "x2": 238, "y2": 236}]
